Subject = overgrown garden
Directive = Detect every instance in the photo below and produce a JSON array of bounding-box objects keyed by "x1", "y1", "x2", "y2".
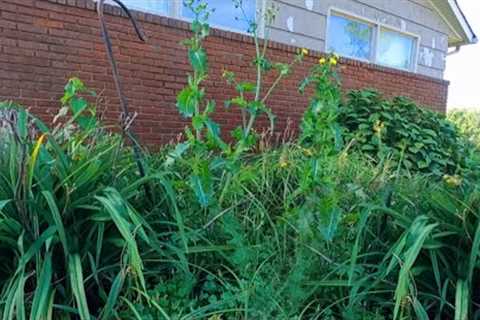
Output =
[{"x1": 0, "y1": 1, "x2": 479, "y2": 319}]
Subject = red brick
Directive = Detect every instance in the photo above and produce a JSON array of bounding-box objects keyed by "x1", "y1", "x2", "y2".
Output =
[{"x1": 0, "y1": 0, "x2": 449, "y2": 146}]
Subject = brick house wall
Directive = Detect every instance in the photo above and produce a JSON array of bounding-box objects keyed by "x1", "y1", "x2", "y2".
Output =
[{"x1": 0, "y1": 0, "x2": 449, "y2": 145}]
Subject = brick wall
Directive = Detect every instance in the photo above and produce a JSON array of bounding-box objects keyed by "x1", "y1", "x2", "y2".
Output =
[{"x1": 0, "y1": 0, "x2": 449, "y2": 145}]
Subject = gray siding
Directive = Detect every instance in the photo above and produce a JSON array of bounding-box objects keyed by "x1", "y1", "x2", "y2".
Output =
[{"x1": 266, "y1": 0, "x2": 451, "y2": 78}]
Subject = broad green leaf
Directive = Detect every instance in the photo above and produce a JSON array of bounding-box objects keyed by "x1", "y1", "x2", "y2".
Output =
[{"x1": 176, "y1": 87, "x2": 197, "y2": 118}]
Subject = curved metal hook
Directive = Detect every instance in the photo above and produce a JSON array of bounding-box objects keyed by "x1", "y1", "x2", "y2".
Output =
[
  {"x1": 97, "y1": 0, "x2": 147, "y2": 42},
  {"x1": 97, "y1": 0, "x2": 153, "y2": 201}
]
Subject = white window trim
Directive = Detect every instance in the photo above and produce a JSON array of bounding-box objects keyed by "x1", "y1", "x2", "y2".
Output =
[{"x1": 326, "y1": 7, "x2": 421, "y2": 73}]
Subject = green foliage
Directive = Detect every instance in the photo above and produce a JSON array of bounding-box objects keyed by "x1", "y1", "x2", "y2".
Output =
[
  {"x1": 1, "y1": 2, "x2": 480, "y2": 319},
  {"x1": 0, "y1": 81, "x2": 152, "y2": 319},
  {"x1": 448, "y1": 109, "x2": 480, "y2": 147},
  {"x1": 299, "y1": 55, "x2": 343, "y2": 156},
  {"x1": 177, "y1": 0, "x2": 225, "y2": 151},
  {"x1": 3, "y1": 75, "x2": 480, "y2": 319},
  {"x1": 340, "y1": 89, "x2": 465, "y2": 175}
]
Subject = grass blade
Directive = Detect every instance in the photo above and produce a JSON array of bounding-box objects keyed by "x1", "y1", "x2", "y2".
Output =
[
  {"x1": 68, "y1": 254, "x2": 91, "y2": 320},
  {"x1": 100, "y1": 270, "x2": 125, "y2": 320},
  {"x1": 30, "y1": 254, "x2": 53, "y2": 320}
]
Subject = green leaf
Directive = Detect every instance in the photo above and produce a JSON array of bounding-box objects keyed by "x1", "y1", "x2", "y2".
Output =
[
  {"x1": 176, "y1": 87, "x2": 197, "y2": 118},
  {"x1": 30, "y1": 255, "x2": 53, "y2": 320},
  {"x1": 192, "y1": 114, "x2": 205, "y2": 131},
  {"x1": 188, "y1": 48, "x2": 207, "y2": 75},
  {"x1": 318, "y1": 207, "x2": 341, "y2": 241},
  {"x1": 100, "y1": 271, "x2": 125, "y2": 320},
  {"x1": 454, "y1": 280, "x2": 469, "y2": 320},
  {"x1": 190, "y1": 175, "x2": 210, "y2": 208},
  {"x1": 68, "y1": 254, "x2": 91, "y2": 320},
  {"x1": 70, "y1": 97, "x2": 88, "y2": 115},
  {"x1": 236, "y1": 82, "x2": 255, "y2": 93},
  {"x1": 42, "y1": 191, "x2": 69, "y2": 257},
  {"x1": 165, "y1": 142, "x2": 190, "y2": 167},
  {"x1": 17, "y1": 109, "x2": 28, "y2": 141}
]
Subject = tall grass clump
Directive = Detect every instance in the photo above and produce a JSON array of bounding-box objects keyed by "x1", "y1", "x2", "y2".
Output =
[{"x1": 0, "y1": 79, "x2": 156, "y2": 319}]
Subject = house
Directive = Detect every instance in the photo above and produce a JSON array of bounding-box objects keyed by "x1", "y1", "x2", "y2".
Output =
[{"x1": 0, "y1": 0, "x2": 476, "y2": 144}]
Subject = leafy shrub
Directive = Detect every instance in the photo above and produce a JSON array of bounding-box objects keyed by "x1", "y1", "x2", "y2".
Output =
[
  {"x1": 448, "y1": 109, "x2": 480, "y2": 147},
  {"x1": 340, "y1": 90, "x2": 465, "y2": 175}
]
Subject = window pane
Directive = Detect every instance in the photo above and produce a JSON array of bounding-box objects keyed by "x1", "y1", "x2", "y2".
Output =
[
  {"x1": 108, "y1": 0, "x2": 168, "y2": 15},
  {"x1": 378, "y1": 29, "x2": 415, "y2": 70},
  {"x1": 327, "y1": 14, "x2": 373, "y2": 60},
  {"x1": 183, "y1": 0, "x2": 256, "y2": 33}
]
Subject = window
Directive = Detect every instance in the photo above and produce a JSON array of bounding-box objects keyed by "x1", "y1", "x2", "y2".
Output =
[
  {"x1": 182, "y1": 0, "x2": 257, "y2": 33},
  {"x1": 107, "y1": 0, "x2": 168, "y2": 15},
  {"x1": 327, "y1": 14, "x2": 373, "y2": 60},
  {"x1": 327, "y1": 10, "x2": 419, "y2": 71},
  {"x1": 377, "y1": 28, "x2": 415, "y2": 70}
]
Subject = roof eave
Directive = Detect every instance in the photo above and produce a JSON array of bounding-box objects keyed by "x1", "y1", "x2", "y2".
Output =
[
  {"x1": 429, "y1": 0, "x2": 477, "y2": 46},
  {"x1": 447, "y1": 0, "x2": 477, "y2": 46}
]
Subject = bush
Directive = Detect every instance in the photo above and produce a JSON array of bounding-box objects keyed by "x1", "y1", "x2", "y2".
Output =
[
  {"x1": 448, "y1": 109, "x2": 480, "y2": 147},
  {"x1": 340, "y1": 90, "x2": 465, "y2": 175}
]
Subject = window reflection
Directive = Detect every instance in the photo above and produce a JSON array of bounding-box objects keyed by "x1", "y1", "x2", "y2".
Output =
[
  {"x1": 327, "y1": 14, "x2": 373, "y2": 60},
  {"x1": 378, "y1": 29, "x2": 415, "y2": 70},
  {"x1": 183, "y1": 0, "x2": 256, "y2": 33}
]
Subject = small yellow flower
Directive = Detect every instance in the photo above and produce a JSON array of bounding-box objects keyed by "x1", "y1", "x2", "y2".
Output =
[
  {"x1": 301, "y1": 48, "x2": 309, "y2": 55},
  {"x1": 329, "y1": 57, "x2": 338, "y2": 66},
  {"x1": 373, "y1": 120, "x2": 385, "y2": 133},
  {"x1": 303, "y1": 148, "x2": 314, "y2": 157},
  {"x1": 319, "y1": 58, "x2": 326, "y2": 65},
  {"x1": 443, "y1": 174, "x2": 462, "y2": 187},
  {"x1": 279, "y1": 151, "x2": 289, "y2": 168}
]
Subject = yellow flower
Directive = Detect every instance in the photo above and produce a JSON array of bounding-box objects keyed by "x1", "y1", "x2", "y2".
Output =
[
  {"x1": 319, "y1": 58, "x2": 326, "y2": 65},
  {"x1": 443, "y1": 174, "x2": 462, "y2": 187},
  {"x1": 303, "y1": 148, "x2": 313, "y2": 157},
  {"x1": 301, "y1": 48, "x2": 309, "y2": 55},
  {"x1": 373, "y1": 120, "x2": 385, "y2": 133},
  {"x1": 329, "y1": 57, "x2": 338, "y2": 66},
  {"x1": 279, "y1": 160, "x2": 289, "y2": 168}
]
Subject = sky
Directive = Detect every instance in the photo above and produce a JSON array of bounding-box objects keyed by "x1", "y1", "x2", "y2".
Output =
[{"x1": 445, "y1": 0, "x2": 480, "y2": 110}]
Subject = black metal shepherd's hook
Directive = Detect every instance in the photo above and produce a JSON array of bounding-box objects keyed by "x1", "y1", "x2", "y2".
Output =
[{"x1": 97, "y1": 0, "x2": 153, "y2": 201}]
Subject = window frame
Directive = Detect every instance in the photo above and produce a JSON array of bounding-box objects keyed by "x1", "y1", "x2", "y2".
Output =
[
  {"x1": 326, "y1": 7, "x2": 421, "y2": 72},
  {"x1": 105, "y1": 0, "x2": 170, "y2": 16},
  {"x1": 108, "y1": 0, "x2": 265, "y2": 37}
]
